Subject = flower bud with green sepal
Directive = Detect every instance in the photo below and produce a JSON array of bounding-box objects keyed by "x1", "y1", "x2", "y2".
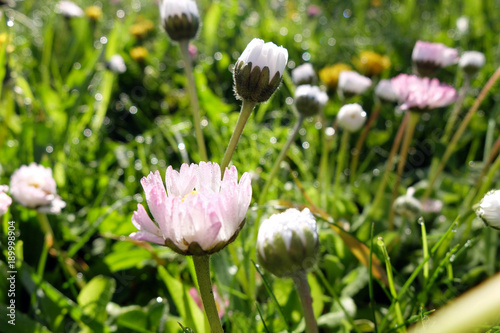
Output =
[
  {"x1": 256, "y1": 208, "x2": 318, "y2": 277},
  {"x1": 159, "y1": 0, "x2": 200, "y2": 41},
  {"x1": 233, "y1": 38, "x2": 288, "y2": 103},
  {"x1": 294, "y1": 85, "x2": 328, "y2": 117}
]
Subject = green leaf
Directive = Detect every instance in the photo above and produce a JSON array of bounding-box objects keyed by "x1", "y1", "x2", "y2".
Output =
[
  {"x1": 116, "y1": 309, "x2": 149, "y2": 333},
  {"x1": 77, "y1": 276, "x2": 116, "y2": 327},
  {"x1": 157, "y1": 266, "x2": 206, "y2": 333}
]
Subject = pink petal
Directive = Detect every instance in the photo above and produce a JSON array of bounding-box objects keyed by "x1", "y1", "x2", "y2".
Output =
[
  {"x1": 132, "y1": 204, "x2": 163, "y2": 236},
  {"x1": 196, "y1": 162, "x2": 221, "y2": 193},
  {"x1": 165, "y1": 164, "x2": 197, "y2": 198},
  {"x1": 129, "y1": 231, "x2": 165, "y2": 245}
]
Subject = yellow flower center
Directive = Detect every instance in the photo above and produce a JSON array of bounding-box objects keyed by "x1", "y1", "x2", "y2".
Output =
[{"x1": 181, "y1": 190, "x2": 198, "y2": 202}]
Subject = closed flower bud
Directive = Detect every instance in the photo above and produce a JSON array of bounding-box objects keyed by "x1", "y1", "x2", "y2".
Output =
[
  {"x1": 257, "y1": 208, "x2": 318, "y2": 277},
  {"x1": 294, "y1": 85, "x2": 328, "y2": 117},
  {"x1": 337, "y1": 103, "x2": 367, "y2": 132},
  {"x1": 337, "y1": 71, "x2": 372, "y2": 98},
  {"x1": 375, "y1": 79, "x2": 398, "y2": 104},
  {"x1": 159, "y1": 0, "x2": 200, "y2": 41},
  {"x1": 412, "y1": 41, "x2": 459, "y2": 77},
  {"x1": 393, "y1": 195, "x2": 422, "y2": 219},
  {"x1": 477, "y1": 190, "x2": 500, "y2": 230},
  {"x1": 233, "y1": 38, "x2": 288, "y2": 103},
  {"x1": 292, "y1": 63, "x2": 316, "y2": 86},
  {"x1": 459, "y1": 51, "x2": 485, "y2": 76}
]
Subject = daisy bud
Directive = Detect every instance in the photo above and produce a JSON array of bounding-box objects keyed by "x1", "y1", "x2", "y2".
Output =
[
  {"x1": 0, "y1": 185, "x2": 12, "y2": 216},
  {"x1": 337, "y1": 71, "x2": 372, "y2": 98},
  {"x1": 374, "y1": 79, "x2": 398, "y2": 104},
  {"x1": 294, "y1": 85, "x2": 328, "y2": 117},
  {"x1": 10, "y1": 163, "x2": 66, "y2": 214},
  {"x1": 233, "y1": 38, "x2": 288, "y2": 103},
  {"x1": 393, "y1": 195, "x2": 422, "y2": 219},
  {"x1": 459, "y1": 51, "x2": 485, "y2": 76},
  {"x1": 291, "y1": 63, "x2": 316, "y2": 86},
  {"x1": 412, "y1": 41, "x2": 459, "y2": 77},
  {"x1": 107, "y1": 54, "x2": 127, "y2": 74},
  {"x1": 159, "y1": 0, "x2": 200, "y2": 41},
  {"x1": 130, "y1": 162, "x2": 252, "y2": 255},
  {"x1": 477, "y1": 190, "x2": 500, "y2": 230},
  {"x1": 257, "y1": 208, "x2": 318, "y2": 277},
  {"x1": 337, "y1": 103, "x2": 367, "y2": 132}
]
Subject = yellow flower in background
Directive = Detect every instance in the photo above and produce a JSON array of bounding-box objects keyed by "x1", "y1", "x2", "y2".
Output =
[
  {"x1": 319, "y1": 63, "x2": 352, "y2": 89},
  {"x1": 353, "y1": 51, "x2": 391, "y2": 76},
  {"x1": 130, "y1": 46, "x2": 148, "y2": 62},
  {"x1": 130, "y1": 17, "x2": 155, "y2": 39},
  {"x1": 85, "y1": 6, "x2": 102, "y2": 21},
  {"x1": 0, "y1": 33, "x2": 14, "y2": 53}
]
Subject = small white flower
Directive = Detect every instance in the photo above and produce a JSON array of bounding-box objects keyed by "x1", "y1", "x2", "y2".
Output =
[
  {"x1": 375, "y1": 79, "x2": 398, "y2": 103},
  {"x1": 257, "y1": 208, "x2": 318, "y2": 277},
  {"x1": 108, "y1": 55, "x2": 127, "y2": 74},
  {"x1": 237, "y1": 38, "x2": 288, "y2": 83},
  {"x1": 0, "y1": 185, "x2": 12, "y2": 216},
  {"x1": 477, "y1": 190, "x2": 500, "y2": 230},
  {"x1": 10, "y1": 163, "x2": 66, "y2": 214},
  {"x1": 56, "y1": 1, "x2": 84, "y2": 18},
  {"x1": 291, "y1": 63, "x2": 316, "y2": 85},
  {"x1": 337, "y1": 103, "x2": 367, "y2": 132},
  {"x1": 459, "y1": 51, "x2": 485, "y2": 75},
  {"x1": 456, "y1": 16, "x2": 469, "y2": 35},
  {"x1": 337, "y1": 71, "x2": 372, "y2": 97}
]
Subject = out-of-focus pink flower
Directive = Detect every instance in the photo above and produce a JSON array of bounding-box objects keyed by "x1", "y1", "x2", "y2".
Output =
[
  {"x1": 9, "y1": 163, "x2": 66, "y2": 214},
  {"x1": 412, "y1": 41, "x2": 459, "y2": 77},
  {"x1": 188, "y1": 43, "x2": 198, "y2": 60},
  {"x1": 307, "y1": 5, "x2": 322, "y2": 17},
  {"x1": 0, "y1": 185, "x2": 12, "y2": 216},
  {"x1": 391, "y1": 74, "x2": 457, "y2": 112},
  {"x1": 130, "y1": 162, "x2": 252, "y2": 255},
  {"x1": 189, "y1": 285, "x2": 228, "y2": 318},
  {"x1": 337, "y1": 71, "x2": 372, "y2": 97}
]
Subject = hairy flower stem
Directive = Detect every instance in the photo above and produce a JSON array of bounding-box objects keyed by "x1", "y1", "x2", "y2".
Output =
[
  {"x1": 221, "y1": 100, "x2": 257, "y2": 173},
  {"x1": 179, "y1": 40, "x2": 208, "y2": 162},
  {"x1": 368, "y1": 112, "x2": 410, "y2": 219},
  {"x1": 192, "y1": 255, "x2": 224, "y2": 333},
  {"x1": 292, "y1": 272, "x2": 318, "y2": 333},
  {"x1": 350, "y1": 104, "x2": 381, "y2": 184},
  {"x1": 388, "y1": 112, "x2": 421, "y2": 229},
  {"x1": 423, "y1": 65, "x2": 500, "y2": 200}
]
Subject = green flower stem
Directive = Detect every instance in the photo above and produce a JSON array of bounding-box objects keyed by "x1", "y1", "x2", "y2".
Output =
[
  {"x1": 350, "y1": 103, "x2": 381, "y2": 184},
  {"x1": 420, "y1": 219, "x2": 429, "y2": 286},
  {"x1": 368, "y1": 112, "x2": 410, "y2": 218},
  {"x1": 378, "y1": 237, "x2": 406, "y2": 332},
  {"x1": 333, "y1": 130, "x2": 350, "y2": 214},
  {"x1": 292, "y1": 272, "x2": 318, "y2": 333},
  {"x1": 423, "y1": 65, "x2": 500, "y2": 200},
  {"x1": 441, "y1": 75, "x2": 471, "y2": 143},
  {"x1": 192, "y1": 255, "x2": 224, "y2": 333},
  {"x1": 485, "y1": 228, "x2": 498, "y2": 276},
  {"x1": 179, "y1": 40, "x2": 208, "y2": 162},
  {"x1": 36, "y1": 212, "x2": 84, "y2": 295},
  {"x1": 258, "y1": 114, "x2": 305, "y2": 209},
  {"x1": 388, "y1": 111, "x2": 420, "y2": 230},
  {"x1": 220, "y1": 100, "x2": 257, "y2": 173}
]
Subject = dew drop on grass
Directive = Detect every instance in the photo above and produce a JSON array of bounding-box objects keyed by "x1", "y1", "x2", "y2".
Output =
[
  {"x1": 418, "y1": 217, "x2": 425, "y2": 225},
  {"x1": 178, "y1": 143, "x2": 186, "y2": 150},
  {"x1": 302, "y1": 52, "x2": 311, "y2": 61},
  {"x1": 83, "y1": 128, "x2": 92, "y2": 137},
  {"x1": 299, "y1": 128, "x2": 306, "y2": 135},
  {"x1": 286, "y1": 97, "x2": 293, "y2": 105},
  {"x1": 302, "y1": 141, "x2": 310, "y2": 149},
  {"x1": 270, "y1": 137, "x2": 277, "y2": 144},
  {"x1": 156, "y1": 297, "x2": 163, "y2": 303},
  {"x1": 449, "y1": 254, "x2": 456, "y2": 262},
  {"x1": 373, "y1": 168, "x2": 380, "y2": 176},
  {"x1": 116, "y1": 10, "x2": 125, "y2": 18},
  {"x1": 377, "y1": 237, "x2": 384, "y2": 246},
  {"x1": 325, "y1": 127, "x2": 335, "y2": 136},
  {"x1": 464, "y1": 240, "x2": 472, "y2": 247},
  {"x1": 46, "y1": 146, "x2": 53, "y2": 153},
  {"x1": 315, "y1": 122, "x2": 322, "y2": 129}
]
